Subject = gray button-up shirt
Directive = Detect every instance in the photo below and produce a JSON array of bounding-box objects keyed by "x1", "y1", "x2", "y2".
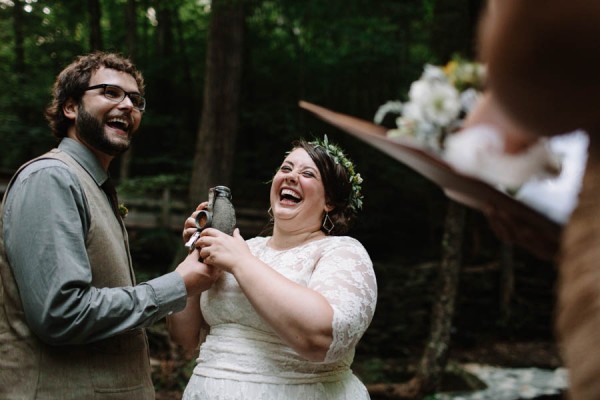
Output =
[{"x1": 2, "y1": 138, "x2": 187, "y2": 345}]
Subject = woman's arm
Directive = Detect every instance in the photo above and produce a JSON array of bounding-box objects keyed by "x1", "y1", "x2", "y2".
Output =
[
  {"x1": 235, "y1": 258, "x2": 334, "y2": 362},
  {"x1": 198, "y1": 229, "x2": 333, "y2": 361},
  {"x1": 197, "y1": 230, "x2": 377, "y2": 362},
  {"x1": 167, "y1": 201, "x2": 215, "y2": 352},
  {"x1": 166, "y1": 294, "x2": 203, "y2": 352}
]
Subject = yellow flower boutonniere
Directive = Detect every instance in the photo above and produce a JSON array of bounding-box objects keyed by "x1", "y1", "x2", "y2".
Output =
[{"x1": 118, "y1": 204, "x2": 128, "y2": 219}]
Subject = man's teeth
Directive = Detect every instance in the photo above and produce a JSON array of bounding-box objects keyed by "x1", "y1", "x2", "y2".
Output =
[{"x1": 107, "y1": 117, "x2": 129, "y2": 129}]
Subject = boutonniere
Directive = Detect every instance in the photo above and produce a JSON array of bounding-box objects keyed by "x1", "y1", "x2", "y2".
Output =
[{"x1": 118, "y1": 203, "x2": 129, "y2": 219}]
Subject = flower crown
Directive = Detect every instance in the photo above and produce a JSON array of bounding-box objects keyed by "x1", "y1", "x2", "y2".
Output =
[{"x1": 310, "y1": 135, "x2": 364, "y2": 211}]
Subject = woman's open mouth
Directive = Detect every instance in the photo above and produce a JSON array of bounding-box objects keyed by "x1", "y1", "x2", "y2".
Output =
[{"x1": 280, "y1": 188, "x2": 302, "y2": 205}]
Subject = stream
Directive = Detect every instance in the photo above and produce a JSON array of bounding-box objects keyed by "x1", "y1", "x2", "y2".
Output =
[{"x1": 436, "y1": 364, "x2": 568, "y2": 400}]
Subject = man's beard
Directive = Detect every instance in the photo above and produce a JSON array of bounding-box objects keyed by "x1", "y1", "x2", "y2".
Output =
[{"x1": 75, "y1": 106, "x2": 132, "y2": 156}]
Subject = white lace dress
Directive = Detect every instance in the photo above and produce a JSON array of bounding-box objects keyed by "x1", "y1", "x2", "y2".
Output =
[{"x1": 183, "y1": 235, "x2": 378, "y2": 400}]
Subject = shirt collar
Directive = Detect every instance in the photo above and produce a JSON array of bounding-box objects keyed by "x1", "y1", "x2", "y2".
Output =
[{"x1": 58, "y1": 138, "x2": 109, "y2": 186}]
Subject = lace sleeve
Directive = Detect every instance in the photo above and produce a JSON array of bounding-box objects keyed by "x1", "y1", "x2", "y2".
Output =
[{"x1": 309, "y1": 238, "x2": 378, "y2": 363}]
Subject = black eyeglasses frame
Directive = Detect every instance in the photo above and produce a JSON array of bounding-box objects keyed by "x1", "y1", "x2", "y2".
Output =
[{"x1": 83, "y1": 83, "x2": 146, "y2": 111}]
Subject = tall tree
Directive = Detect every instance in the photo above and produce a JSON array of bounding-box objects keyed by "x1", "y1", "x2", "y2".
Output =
[
  {"x1": 119, "y1": 0, "x2": 138, "y2": 181},
  {"x1": 410, "y1": 200, "x2": 466, "y2": 396},
  {"x1": 153, "y1": 1, "x2": 176, "y2": 107},
  {"x1": 156, "y1": 2, "x2": 175, "y2": 68},
  {"x1": 88, "y1": 0, "x2": 103, "y2": 50},
  {"x1": 125, "y1": 0, "x2": 138, "y2": 59},
  {"x1": 12, "y1": 0, "x2": 25, "y2": 86},
  {"x1": 188, "y1": 0, "x2": 245, "y2": 207},
  {"x1": 431, "y1": 0, "x2": 484, "y2": 60}
]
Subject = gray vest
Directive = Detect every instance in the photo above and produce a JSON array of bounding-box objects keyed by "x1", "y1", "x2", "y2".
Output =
[{"x1": 0, "y1": 149, "x2": 154, "y2": 399}]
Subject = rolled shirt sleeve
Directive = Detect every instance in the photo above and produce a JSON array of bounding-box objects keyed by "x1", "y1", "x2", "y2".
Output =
[{"x1": 2, "y1": 160, "x2": 187, "y2": 345}]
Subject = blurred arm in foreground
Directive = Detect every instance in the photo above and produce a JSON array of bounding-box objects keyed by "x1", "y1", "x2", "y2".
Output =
[{"x1": 465, "y1": 1, "x2": 600, "y2": 398}]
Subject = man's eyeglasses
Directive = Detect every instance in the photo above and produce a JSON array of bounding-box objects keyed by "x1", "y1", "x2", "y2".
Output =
[{"x1": 84, "y1": 84, "x2": 146, "y2": 111}]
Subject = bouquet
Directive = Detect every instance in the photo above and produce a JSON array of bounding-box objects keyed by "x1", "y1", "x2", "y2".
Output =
[
  {"x1": 374, "y1": 59, "x2": 587, "y2": 224},
  {"x1": 374, "y1": 59, "x2": 485, "y2": 153},
  {"x1": 374, "y1": 59, "x2": 562, "y2": 190}
]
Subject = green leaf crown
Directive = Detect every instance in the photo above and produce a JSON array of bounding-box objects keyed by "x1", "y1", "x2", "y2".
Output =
[{"x1": 310, "y1": 135, "x2": 364, "y2": 211}]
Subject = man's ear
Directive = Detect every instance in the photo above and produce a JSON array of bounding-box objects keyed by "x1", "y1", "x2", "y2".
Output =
[{"x1": 63, "y1": 98, "x2": 78, "y2": 121}]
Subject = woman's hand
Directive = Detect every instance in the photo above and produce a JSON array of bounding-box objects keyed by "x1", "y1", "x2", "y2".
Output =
[
  {"x1": 182, "y1": 201, "x2": 209, "y2": 243},
  {"x1": 196, "y1": 228, "x2": 250, "y2": 274}
]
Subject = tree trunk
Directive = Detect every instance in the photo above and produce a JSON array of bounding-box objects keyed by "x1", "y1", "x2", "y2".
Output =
[
  {"x1": 88, "y1": 0, "x2": 103, "y2": 50},
  {"x1": 431, "y1": 0, "x2": 485, "y2": 60},
  {"x1": 125, "y1": 0, "x2": 137, "y2": 60},
  {"x1": 153, "y1": 2, "x2": 178, "y2": 114},
  {"x1": 172, "y1": 0, "x2": 245, "y2": 268},
  {"x1": 499, "y1": 243, "x2": 514, "y2": 325},
  {"x1": 12, "y1": 0, "x2": 25, "y2": 85},
  {"x1": 367, "y1": 200, "x2": 466, "y2": 399},
  {"x1": 174, "y1": 7, "x2": 195, "y2": 101},
  {"x1": 156, "y1": 2, "x2": 174, "y2": 64},
  {"x1": 413, "y1": 200, "x2": 466, "y2": 396},
  {"x1": 119, "y1": 0, "x2": 138, "y2": 181},
  {"x1": 188, "y1": 0, "x2": 245, "y2": 207}
]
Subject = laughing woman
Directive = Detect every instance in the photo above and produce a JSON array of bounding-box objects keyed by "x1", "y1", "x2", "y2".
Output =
[{"x1": 167, "y1": 136, "x2": 377, "y2": 399}]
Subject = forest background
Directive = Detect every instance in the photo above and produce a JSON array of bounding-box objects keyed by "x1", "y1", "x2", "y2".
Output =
[{"x1": 0, "y1": 0, "x2": 560, "y2": 398}]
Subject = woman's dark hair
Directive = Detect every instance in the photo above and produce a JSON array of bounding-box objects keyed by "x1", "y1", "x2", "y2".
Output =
[
  {"x1": 44, "y1": 51, "x2": 145, "y2": 139},
  {"x1": 292, "y1": 138, "x2": 358, "y2": 236}
]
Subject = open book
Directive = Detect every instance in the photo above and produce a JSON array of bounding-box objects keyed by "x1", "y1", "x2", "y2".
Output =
[{"x1": 299, "y1": 100, "x2": 563, "y2": 258}]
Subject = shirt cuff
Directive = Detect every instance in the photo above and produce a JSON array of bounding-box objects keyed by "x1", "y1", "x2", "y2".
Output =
[{"x1": 148, "y1": 271, "x2": 187, "y2": 314}]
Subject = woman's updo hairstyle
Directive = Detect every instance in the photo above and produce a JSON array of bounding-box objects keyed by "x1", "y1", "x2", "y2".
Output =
[{"x1": 292, "y1": 136, "x2": 363, "y2": 236}]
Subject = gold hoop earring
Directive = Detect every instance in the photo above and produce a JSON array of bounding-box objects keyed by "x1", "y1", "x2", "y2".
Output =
[{"x1": 322, "y1": 212, "x2": 335, "y2": 234}]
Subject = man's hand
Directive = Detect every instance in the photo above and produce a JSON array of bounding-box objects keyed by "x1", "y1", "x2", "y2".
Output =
[{"x1": 175, "y1": 249, "x2": 222, "y2": 297}]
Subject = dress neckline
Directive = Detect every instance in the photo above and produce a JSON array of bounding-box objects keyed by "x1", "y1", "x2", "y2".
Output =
[{"x1": 265, "y1": 235, "x2": 331, "y2": 252}]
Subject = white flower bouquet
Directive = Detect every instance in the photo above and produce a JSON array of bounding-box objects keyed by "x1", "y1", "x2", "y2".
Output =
[
  {"x1": 374, "y1": 59, "x2": 485, "y2": 153},
  {"x1": 375, "y1": 59, "x2": 587, "y2": 224}
]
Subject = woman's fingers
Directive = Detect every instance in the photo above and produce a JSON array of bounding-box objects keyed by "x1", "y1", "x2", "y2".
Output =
[{"x1": 183, "y1": 203, "x2": 210, "y2": 242}]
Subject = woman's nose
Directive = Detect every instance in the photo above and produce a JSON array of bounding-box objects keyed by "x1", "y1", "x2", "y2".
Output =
[{"x1": 286, "y1": 171, "x2": 298, "y2": 182}]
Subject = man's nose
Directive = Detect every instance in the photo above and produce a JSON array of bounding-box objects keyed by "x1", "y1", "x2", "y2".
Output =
[{"x1": 118, "y1": 95, "x2": 135, "y2": 109}]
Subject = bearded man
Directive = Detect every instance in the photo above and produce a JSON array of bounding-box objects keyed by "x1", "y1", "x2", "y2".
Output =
[{"x1": 0, "y1": 52, "x2": 220, "y2": 399}]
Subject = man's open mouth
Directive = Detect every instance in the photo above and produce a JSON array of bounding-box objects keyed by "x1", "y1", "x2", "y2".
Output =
[{"x1": 106, "y1": 117, "x2": 130, "y2": 132}]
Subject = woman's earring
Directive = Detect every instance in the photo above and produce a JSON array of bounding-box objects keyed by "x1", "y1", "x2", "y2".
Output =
[
  {"x1": 268, "y1": 206, "x2": 273, "y2": 221},
  {"x1": 322, "y1": 212, "x2": 335, "y2": 234}
]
